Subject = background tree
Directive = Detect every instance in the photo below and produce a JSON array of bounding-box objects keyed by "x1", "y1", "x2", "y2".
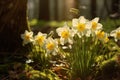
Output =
[
  {"x1": 90, "y1": 0, "x2": 97, "y2": 18},
  {"x1": 0, "y1": 0, "x2": 30, "y2": 54}
]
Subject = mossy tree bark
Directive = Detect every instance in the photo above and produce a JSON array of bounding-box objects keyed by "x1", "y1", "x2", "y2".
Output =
[{"x1": 0, "y1": 0, "x2": 30, "y2": 54}]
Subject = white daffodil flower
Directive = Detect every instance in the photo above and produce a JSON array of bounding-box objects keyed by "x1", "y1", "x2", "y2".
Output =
[
  {"x1": 86, "y1": 17, "x2": 103, "y2": 36},
  {"x1": 110, "y1": 27, "x2": 120, "y2": 41},
  {"x1": 21, "y1": 30, "x2": 33, "y2": 45},
  {"x1": 96, "y1": 30, "x2": 105, "y2": 40},
  {"x1": 91, "y1": 17, "x2": 102, "y2": 31},
  {"x1": 45, "y1": 37, "x2": 58, "y2": 55},
  {"x1": 72, "y1": 16, "x2": 90, "y2": 38},
  {"x1": 56, "y1": 24, "x2": 75, "y2": 45},
  {"x1": 95, "y1": 30, "x2": 109, "y2": 43},
  {"x1": 34, "y1": 32, "x2": 47, "y2": 47}
]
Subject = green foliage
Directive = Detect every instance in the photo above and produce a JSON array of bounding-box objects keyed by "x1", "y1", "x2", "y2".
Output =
[
  {"x1": 28, "y1": 45, "x2": 51, "y2": 70},
  {"x1": 0, "y1": 63, "x2": 60, "y2": 80},
  {"x1": 101, "y1": 18, "x2": 120, "y2": 32},
  {"x1": 28, "y1": 69, "x2": 61, "y2": 80},
  {"x1": 94, "y1": 41, "x2": 120, "y2": 80},
  {"x1": 69, "y1": 35, "x2": 107, "y2": 80},
  {"x1": 25, "y1": 64, "x2": 61, "y2": 80},
  {"x1": 29, "y1": 19, "x2": 71, "y2": 28},
  {"x1": 28, "y1": 19, "x2": 47, "y2": 27}
]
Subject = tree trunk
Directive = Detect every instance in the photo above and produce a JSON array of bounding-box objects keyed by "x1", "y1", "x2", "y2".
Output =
[
  {"x1": 39, "y1": 0, "x2": 50, "y2": 20},
  {"x1": 90, "y1": 0, "x2": 97, "y2": 18},
  {"x1": 0, "y1": 0, "x2": 30, "y2": 54},
  {"x1": 111, "y1": 0, "x2": 119, "y2": 13}
]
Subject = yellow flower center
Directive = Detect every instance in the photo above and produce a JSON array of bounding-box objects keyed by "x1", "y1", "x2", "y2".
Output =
[
  {"x1": 61, "y1": 30, "x2": 69, "y2": 38},
  {"x1": 96, "y1": 31, "x2": 105, "y2": 39},
  {"x1": 92, "y1": 22, "x2": 97, "y2": 30},
  {"x1": 116, "y1": 31, "x2": 120, "y2": 39},
  {"x1": 77, "y1": 23, "x2": 85, "y2": 32},
  {"x1": 37, "y1": 36, "x2": 44, "y2": 45},
  {"x1": 25, "y1": 35, "x2": 30, "y2": 40},
  {"x1": 46, "y1": 43, "x2": 55, "y2": 50}
]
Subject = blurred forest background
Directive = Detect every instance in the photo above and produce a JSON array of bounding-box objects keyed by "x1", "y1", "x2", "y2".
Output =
[
  {"x1": 28, "y1": 0, "x2": 120, "y2": 34},
  {"x1": 28, "y1": 0, "x2": 120, "y2": 20}
]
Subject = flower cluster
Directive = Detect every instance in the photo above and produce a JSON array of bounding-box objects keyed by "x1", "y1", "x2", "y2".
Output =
[
  {"x1": 21, "y1": 16, "x2": 120, "y2": 80},
  {"x1": 21, "y1": 30, "x2": 58, "y2": 55},
  {"x1": 56, "y1": 16, "x2": 109, "y2": 45},
  {"x1": 21, "y1": 16, "x2": 113, "y2": 55}
]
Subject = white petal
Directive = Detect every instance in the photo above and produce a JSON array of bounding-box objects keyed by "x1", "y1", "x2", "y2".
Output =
[
  {"x1": 62, "y1": 46, "x2": 68, "y2": 49},
  {"x1": 68, "y1": 38, "x2": 73, "y2": 44},
  {"x1": 86, "y1": 22, "x2": 92, "y2": 29},
  {"x1": 77, "y1": 33, "x2": 82, "y2": 38},
  {"x1": 97, "y1": 23, "x2": 103, "y2": 30},
  {"x1": 79, "y1": 16, "x2": 86, "y2": 23},
  {"x1": 60, "y1": 38, "x2": 65, "y2": 45},
  {"x1": 92, "y1": 17, "x2": 99, "y2": 23},
  {"x1": 72, "y1": 19, "x2": 79, "y2": 26},
  {"x1": 86, "y1": 30, "x2": 91, "y2": 37},
  {"x1": 110, "y1": 30, "x2": 116, "y2": 37}
]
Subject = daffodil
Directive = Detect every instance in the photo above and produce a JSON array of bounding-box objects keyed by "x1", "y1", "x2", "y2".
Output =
[
  {"x1": 21, "y1": 30, "x2": 33, "y2": 45},
  {"x1": 110, "y1": 27, "x2": 120, "y2": 41},
  {"x1": 86, "y1": 17, "x2": 103, "y2": 37},
  {"x1": 45, "y1": 37, "x2": 58, "y2": 55},
  {"x1": 96, "y1": 30, "x2": 109, "y2": 42},
  {"x1": 96, "y1": 31, "x2": 105, "y2": 39},
  {"x1": 34, "y1": 32, "x2": 47, "y2": 47},
  {"x1": 56, "y1": 24, "x2": 75, "y2": 45},
  {"x1": 91, "y1": 17, "x2": 102, "y2": 31},
  {"x1": 72, "y1": 16, "x2": 90, "y2": 38}
]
